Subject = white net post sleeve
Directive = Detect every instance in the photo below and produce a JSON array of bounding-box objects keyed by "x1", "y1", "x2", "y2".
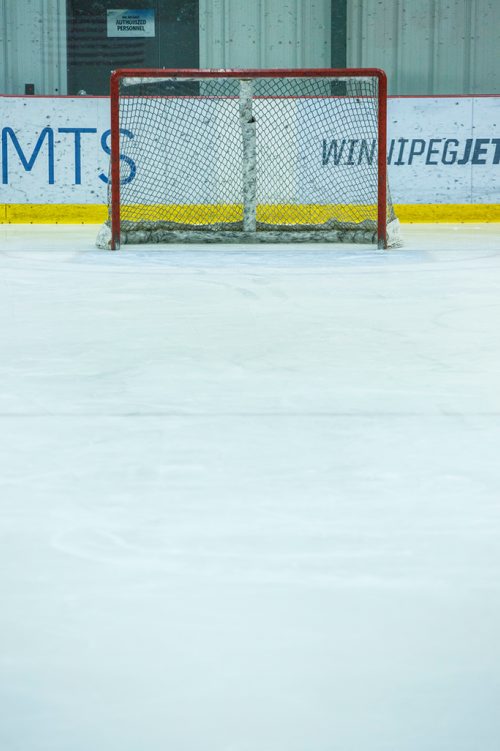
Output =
[{"x1": 239, "y1": 79, "x2": 257, "y2": 233}]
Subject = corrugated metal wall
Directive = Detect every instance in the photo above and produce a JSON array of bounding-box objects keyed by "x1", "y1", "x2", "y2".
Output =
[
  {"x1": 1, "y1": 0, "x2": 499, "y2": 95},
  {"x1": 347, "y1": 0, "x2": 500, "y2": 95},
  {"x1": 0, "y1": 0, "x2": 67, "y2": 95},
  {"x1": 200, "y1": 0, "x2": 331, "y2": 69}
]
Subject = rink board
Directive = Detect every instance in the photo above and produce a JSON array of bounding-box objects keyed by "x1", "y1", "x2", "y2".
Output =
[{"x1": 0, "y1": 95, "x2": 499, "y2": 223}]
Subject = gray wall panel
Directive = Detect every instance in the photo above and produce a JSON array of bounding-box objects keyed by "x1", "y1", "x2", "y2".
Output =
[
  {"x1": 200, "y1": 0, "x2": 331, "y2": 69},
  {"x1": 1, "y1": 0, "x2": 497, "y2": 96},
  {"x1": 0, "y1": 0, "x2": 67, "y2": 95},
  {"x1": 471, "y1": 0, "x2": 500, "y2": 94},
  {"x1": 347, "y1": 0, "x2": 500, "y2": 95}
]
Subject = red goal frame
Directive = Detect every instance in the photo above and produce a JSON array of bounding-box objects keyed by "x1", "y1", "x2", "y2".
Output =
[{"x1": 109, "y1": 68, "x2": 388, "y2": 250}]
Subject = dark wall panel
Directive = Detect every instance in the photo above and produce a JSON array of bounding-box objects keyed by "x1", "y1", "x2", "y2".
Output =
[
  {"x1": 331, "y1": 0, "x2": 347, "y2": 68},
  {"x1": 67, "y1": 0, "x2": 198, "y2": 95}
]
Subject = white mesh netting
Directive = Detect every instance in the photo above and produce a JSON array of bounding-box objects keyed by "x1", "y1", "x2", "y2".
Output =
[{"x1": 97, "y1": 74, "x2": 399, "y2": 248}]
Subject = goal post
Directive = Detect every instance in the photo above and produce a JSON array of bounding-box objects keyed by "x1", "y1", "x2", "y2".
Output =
[{"x1": 97, "y1": 68, "x2": 400, "y2": 250}]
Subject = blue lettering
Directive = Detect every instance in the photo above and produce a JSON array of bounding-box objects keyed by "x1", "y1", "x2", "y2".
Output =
[
  {"x1": 493, "y1": 139, "x2": 500, "y2": 165},
  {"x1": 346, "y1": 140, "x2": 358, "y2": 165},
  {"x1": 408, "y1": 139, "x2": 426, "y2": 164},
  {"x1": 358, "y1": 139, "x2": 376, "y2": 165},
  {"x1": 394, "y1": 138, "x2": 408, "y2": 166},
  {"x1": 425, "y1": 138, "x2": 442, "y2": 165},
  {"x1": 2, "y1": 127, "x2": 54, "y2": 184},
  {"x1": 321, "y1": 139, "x2": 346, "y2": 166},
  {"x1": 442, "y1": 139, "x2": 459, "y2": 165},
  {"x1": 471, "y1": 138, "x2": 489, "y2": 165},
  {"x1": 457, "y1": 139, "x2": 472, "y2": 165},
  {"x1": 99, "y1": 129, "x2": 136, "y2": 184},
  {"x1": 322, "y1": 140, "x2": 334, "y2": 166},
  {"x1": 58, "y1": 128, "x2": 97, "y2": 184}
]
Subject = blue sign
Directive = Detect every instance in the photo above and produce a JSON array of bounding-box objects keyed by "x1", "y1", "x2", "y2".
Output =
[{"x1": 107, "y1": 9, "x2": 155, "y2": 38}]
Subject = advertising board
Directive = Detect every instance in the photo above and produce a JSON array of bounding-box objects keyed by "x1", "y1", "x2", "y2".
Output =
[{"x1": 0, "y1": 96, "x2": 499, "y2": 222}]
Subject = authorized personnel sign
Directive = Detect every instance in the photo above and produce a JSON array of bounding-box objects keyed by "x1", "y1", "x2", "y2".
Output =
[{"x1": 107, "y1": 9, "x2": 155, "y2": 38}]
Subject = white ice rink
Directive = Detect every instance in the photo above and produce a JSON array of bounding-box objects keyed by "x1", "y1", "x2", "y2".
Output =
[{"x1": 1, "y1": 224, "x2": 500, "y2": 751}]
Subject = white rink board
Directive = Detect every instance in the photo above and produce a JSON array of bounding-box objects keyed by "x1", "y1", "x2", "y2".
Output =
[{"x1": 0, "y1": 95, "x2": 499, "y2": 205}]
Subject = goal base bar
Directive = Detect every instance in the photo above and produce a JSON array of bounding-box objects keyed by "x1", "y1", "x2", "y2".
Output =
[{"x1": 97, "y1": 220, "x2": 401, "y2": 249}]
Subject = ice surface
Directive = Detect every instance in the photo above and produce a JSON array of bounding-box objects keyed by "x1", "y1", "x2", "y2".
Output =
[{"x1": 0, "y1": 224, "x2": 500, "y2": 751}]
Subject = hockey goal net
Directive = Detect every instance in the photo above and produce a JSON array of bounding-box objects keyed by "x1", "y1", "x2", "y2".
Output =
[{"x1": 97, "y1": 68, "x2": 400, "y2": 250}]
